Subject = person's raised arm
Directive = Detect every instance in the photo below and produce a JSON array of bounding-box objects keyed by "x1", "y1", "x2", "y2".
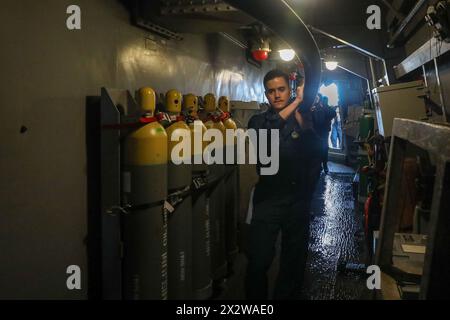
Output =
[{"x1": 278, "y1": 81, "x2": 304, "y2": 121}]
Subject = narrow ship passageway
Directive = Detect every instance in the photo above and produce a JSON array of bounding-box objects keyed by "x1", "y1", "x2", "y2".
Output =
[
  {"x1": 4, "y1": 0, "x2": 450, "y2": 302},
  {"x1": 219, "y1": 163, "x2": 371, "y2": 300},
  {"x1": 303, "y1": 163, "x2": 370, "y2": 300}
]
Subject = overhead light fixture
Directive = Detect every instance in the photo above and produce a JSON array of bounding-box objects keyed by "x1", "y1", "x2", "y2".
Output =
[
  {"x1": 251, "y1": 39, "x2": 271, "y2": 62},
  {"x1": 325, "y1": 60, "x2": 339, "y2": 71},
  {"x1": 278, "y1": 49, "x2": 296, "y2": 62},
  {"x1": 252, "y1": 49, "x2": 270, "y2": 61}
]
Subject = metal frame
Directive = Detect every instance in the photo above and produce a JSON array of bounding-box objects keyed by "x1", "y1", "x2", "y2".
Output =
[
  {"x1": 100, "y1": 88, "x2": 140, "y2": 299},
  {"x1": 308, "y1": 25, "x2": 390, "y2": 86},
  {"x1": 134, "y1": 18, "x2": 183, "y2": 41},
  {"x1": 434, "y1": 57, "x2": 449, "y2": 122},
  {"x1": 387, "y1": 0, "x2": 428, "y2": 48},
  {"x1": 160, "y1": 1, "x2": 237, "y2": 15},
  {"x1": 394, "y1": 37, "x2": 450, "y2": 79},
  {"x1": 375, "y1": 118, "x2": 450, "y2": 299},
  {"x1": 396, "y1": 38, "x2": 448, "y2": 123},
  {"x1": 337, "y1": 64, "x2": 373, "y2": 108},
  {"x1": 219, "y1": 32, "x2": 248, "y2": 49}
]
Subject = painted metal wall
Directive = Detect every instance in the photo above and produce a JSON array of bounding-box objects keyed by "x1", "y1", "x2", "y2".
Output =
[{"x1": 0, "y1": 0, "x2": 272, "y2": 299}]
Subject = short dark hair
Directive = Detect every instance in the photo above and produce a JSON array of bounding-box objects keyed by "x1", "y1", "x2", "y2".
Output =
[{"x1": 263, "y1": 69, "x2": 290, "y2": 90}]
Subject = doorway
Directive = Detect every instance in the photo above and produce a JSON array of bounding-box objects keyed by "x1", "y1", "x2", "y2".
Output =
[{"x1": 319, "y1": 82, "x2": 343, "y2": 150}]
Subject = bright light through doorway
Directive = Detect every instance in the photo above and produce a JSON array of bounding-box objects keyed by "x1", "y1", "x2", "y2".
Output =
[
  {"x1": 319, "y1": 82, "x2": 342, "y2": 150},
  {"x1": 319, "y1": 83, "x2": 339, "y2": 106}
]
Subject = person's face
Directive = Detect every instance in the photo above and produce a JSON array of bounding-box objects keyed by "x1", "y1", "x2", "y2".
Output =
[{"x1": 265, "y1": 77, "x2": 291, "y2": 111}]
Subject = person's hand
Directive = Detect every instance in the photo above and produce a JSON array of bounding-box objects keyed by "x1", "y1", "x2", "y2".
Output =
[
  {"x1": 278, "y1": 79, "x2": 306, "y2": 121},
  {"x1": 295, "y1": 81, "x2": 305, "y2": 104}
]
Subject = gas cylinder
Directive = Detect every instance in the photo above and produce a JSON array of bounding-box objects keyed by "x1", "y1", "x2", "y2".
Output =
[
  {"x1": 204, "y1": 93, "x2": 227, "y2": 136},
  {"x1": 183, "y1": 93, "x2": 213, "y2": 300},
  {"x1": 218, "y1": 96, "x2": 239, "y2": 269},
  {"x1": 218, "y1": 96, "x2": 238, "y2": 163},
  {"x1": 184, "y1": 94, "x2": 208, "y2": 173},
  {"x1": 203, "y1": 93, "x2": 227, "y2": 282},
  {"x1": 204, "y1": 93, "x2": 227, "y2": 164},
  {"x1": 123, "y1": 87, "x2": 168, "y2": 300},
  {"x1": 164, "y1": 89, "x2": 193, "y2": 299},
  {"x1": 218, "y1": 96, "x2": 237, "y2": 130}
]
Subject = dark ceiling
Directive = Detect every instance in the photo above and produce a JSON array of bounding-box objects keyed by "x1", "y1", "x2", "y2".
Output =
[
  {"x1": 130, "y1": 0, "x2": 389, "y2": 50},
  {"x1": 127, "y1": 0, "x2": 415, "y2": 81},
  {"x1": 288, "y1": 0, "x2": 377, "y2": 27}
]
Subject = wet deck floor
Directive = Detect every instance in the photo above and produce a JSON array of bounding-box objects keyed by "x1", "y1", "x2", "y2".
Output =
[
  {"x1": 219, "y1": 162, "x2": 372, "y2": 300},
  {"x1": 303, "y1": 162, "x2": 371, "y2": 300}
]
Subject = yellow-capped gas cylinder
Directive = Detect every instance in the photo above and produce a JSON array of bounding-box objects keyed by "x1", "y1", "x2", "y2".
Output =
[
  {"x1": 219, "y1": 96, "x2": 238, "y2": 131},
  {"x1": 203, "y1": 94, "x2": 226, "y2": 171},
  {"x1": 204, "y1": 93, "x2": 217, "y2": 113},
  {"x1": 205, "y1": 116, "x2": 226, "y2": 137},
  {"x1": 218, "y1": 96, "x2": 237, "y2": 152},
  {"x1": 123, "y1": 87, "x2": 168, "y2": 300},
  {"x1": 184, "y1": 94, "x2": 199, "y2": 118},
  {"x1": 218, "y1": 96, "x2": 239, "y2": 269},
  {"x1": 204, "y1": 93, "x2": 226, "y2": 136},
  {"x1": 182, "y1": 93, "x2": 213, "y2": 300},
  {"x1": 166, "y1": 89, "x2": 183, "y2": 113},
  {"x1": 183, "y1": 94, "x2": 208, "y2": 171},
  {"x1": 165, "y1": 89, "x2": 192, "y2": 189},
  {"x1": 203, "y1": 94, "x2": 215, "y2": 129},
  {"x1": 202, "y1": 93, "x2": 228, "y2": 282},
  {"x1": 138, "y1": 87, "x2": 157, "y2": 114},
  {"x1": 164, "y1": 89, "x2": 193, "y2": 300}
]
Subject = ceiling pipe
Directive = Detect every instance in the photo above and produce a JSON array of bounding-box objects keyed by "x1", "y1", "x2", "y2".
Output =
[
  {"x1": 379, "y1": 0, "x2": 405, "y2": 20},
  {"x1": 387, "y1": 0, "x2": 428, "y2": 48},
  {"x1": 308, "y1": 25, "x2": 384, "y2": 61},
  {"x1": 309, "y1": 25, "x2": 390, "y2": 85},
  {"x1": 337, "y1": 64, "x2": 373, "y2": 108}
]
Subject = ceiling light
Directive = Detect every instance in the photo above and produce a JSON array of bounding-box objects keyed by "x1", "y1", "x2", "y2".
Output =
[
  {"x1": 325, "y1": 61, "x2": 338, "y2": 71},
  {"x1": 278, "y1": 49, "x2": 296, "y2": 62}
]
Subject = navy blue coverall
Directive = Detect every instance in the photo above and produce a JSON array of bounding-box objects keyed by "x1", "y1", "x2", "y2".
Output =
[{"x1": 246, "y1": 107, "x2": 321, "y2": 300}]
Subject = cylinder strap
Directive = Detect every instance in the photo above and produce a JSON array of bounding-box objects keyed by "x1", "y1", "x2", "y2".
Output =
[
  {"x1": 101, "y1": 116, "x2": 158, "y2": 130},
  {"x1": 139, "y1": 116, "x2": 158, "y2": 124},
  {"x1": 115, "y1": 166, "x2": 238, "y2": 215}
]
